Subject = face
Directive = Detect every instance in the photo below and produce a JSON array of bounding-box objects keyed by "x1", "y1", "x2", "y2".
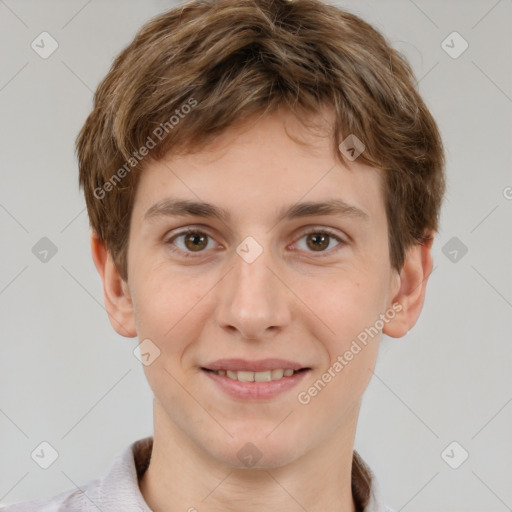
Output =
[{"x1": 110, "y1": 107, "x2": 405, "y2": 468}]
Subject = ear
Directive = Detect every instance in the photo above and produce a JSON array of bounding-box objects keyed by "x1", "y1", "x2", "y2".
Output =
[
  {"x1": 90, "y1": 231, "x2": 137, "y2": 338},
  {"x1": 383, "y1": 232, "x2": 434, "y2": 338}
]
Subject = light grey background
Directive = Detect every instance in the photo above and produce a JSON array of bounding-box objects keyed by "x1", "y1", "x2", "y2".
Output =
[{"x1": 1, "y1": 0, "x2": 511, "y2": 510}]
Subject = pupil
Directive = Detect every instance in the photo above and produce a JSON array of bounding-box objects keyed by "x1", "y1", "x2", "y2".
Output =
[
  {"x1": 186, "y1": 233, "x2": 206, "y2": 251},
  {"x1": 308, "y1": 233, "x2": 328, "y2": 251}
]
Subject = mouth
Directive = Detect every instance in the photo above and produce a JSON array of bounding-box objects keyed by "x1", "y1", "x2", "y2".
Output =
[
  {"x1": 200, "y1": 359, "x2": 312, "y2": 400},
  {"x1": 201, "y1": 367, "x2": 309, "y2": 382}
]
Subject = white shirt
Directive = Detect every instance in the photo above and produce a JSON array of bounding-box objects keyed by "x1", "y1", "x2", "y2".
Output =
[{"x1": 1, "y1": 436, "x2": 393, "y2": 511}]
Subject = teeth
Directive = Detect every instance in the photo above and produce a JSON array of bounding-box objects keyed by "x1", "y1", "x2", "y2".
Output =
[{"x1": 215, "y1": 368, "x2": 298, "y2": 381}]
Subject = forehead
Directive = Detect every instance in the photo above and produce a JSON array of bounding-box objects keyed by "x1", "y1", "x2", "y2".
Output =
[{"x1": 131, "y1": 107, "x2": 385, "y2": 229}]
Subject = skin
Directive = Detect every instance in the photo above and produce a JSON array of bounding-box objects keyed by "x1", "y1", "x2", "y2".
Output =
[{"x1": 91, "y1": 105, "x2": 433, "y2": 512}]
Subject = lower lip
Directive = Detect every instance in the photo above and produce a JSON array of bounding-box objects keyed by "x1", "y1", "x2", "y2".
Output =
[{"x1": 201, "y1": 368, "x2": 311, "y2": 400}]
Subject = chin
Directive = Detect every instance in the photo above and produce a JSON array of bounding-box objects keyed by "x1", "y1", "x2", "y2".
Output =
[{"x1": 209, "y1": 434, "x2": 307, "y2": 470}]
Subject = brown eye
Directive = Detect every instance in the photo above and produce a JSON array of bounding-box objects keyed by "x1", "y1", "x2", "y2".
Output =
[
  {"x1": 183, "y1": 232, "x2": 209, "y2": 252},
  {"x1": 166, "y1": 229, "x2": 217, "y2": 257},
  {"x1": 306, "y1": 233, "x2": 330, "y2": 251},
  {"x1": 294, "y1": 228, "x2": 345, "y2": 255}
]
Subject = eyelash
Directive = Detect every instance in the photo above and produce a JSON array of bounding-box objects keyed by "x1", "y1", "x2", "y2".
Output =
[{"x1": 164, "y1": 226, "x2": 346, "y2": 259}]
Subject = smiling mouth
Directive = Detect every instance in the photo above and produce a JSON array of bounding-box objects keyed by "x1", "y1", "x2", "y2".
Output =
[{"x1": 201, "y1": 367, "x2": 310, "y2": 382}]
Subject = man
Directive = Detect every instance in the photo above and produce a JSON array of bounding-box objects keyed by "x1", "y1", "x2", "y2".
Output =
[{"x1": 2, "y1": 0, "x2": 444, "y2": 510}]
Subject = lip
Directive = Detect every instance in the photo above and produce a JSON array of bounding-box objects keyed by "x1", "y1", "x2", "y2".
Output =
[
  {"x1": 202, "y1": 367, "x2": 311, "y2": 400},
  {"x1": 202, "y1": 358, "x2": 309, "y2": 372}
]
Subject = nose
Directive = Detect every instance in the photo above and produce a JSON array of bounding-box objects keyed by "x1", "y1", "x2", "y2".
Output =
[{"x1": 215, "y1": 244, "x2": 292, "y2": 340}]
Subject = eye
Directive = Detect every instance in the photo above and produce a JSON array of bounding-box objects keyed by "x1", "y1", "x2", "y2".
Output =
[
  {"x1": 293, "y1": 228, "x2": 346, "y2": 255},
  {"x1": 165, "y1": 226, "x2": 347, "y2": 259},
  {"x1": 165, "y1": 228, "x2": 218, "y2": 257}
]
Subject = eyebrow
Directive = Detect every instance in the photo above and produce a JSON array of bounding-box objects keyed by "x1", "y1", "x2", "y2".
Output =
[{"x1": 144, "y1": 197, "x2": 369, "y2": 224}]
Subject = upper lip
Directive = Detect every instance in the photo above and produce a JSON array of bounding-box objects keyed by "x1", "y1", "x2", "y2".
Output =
[{"x1": 202, "y1": 358, "x2": 310, "y2": 372}]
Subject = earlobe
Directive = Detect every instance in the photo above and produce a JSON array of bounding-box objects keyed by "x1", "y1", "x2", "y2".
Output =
[
  {"x1": 90, "y1": 231, "x2": 137, "y2": 338},
  {"x1": 383, "y1": 234, "x2": 434, "y2": 339}
]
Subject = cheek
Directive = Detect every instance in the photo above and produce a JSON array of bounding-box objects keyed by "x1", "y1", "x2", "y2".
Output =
[
  {"x1": 302, "y1": 269, "x2": 388, "y2": 346},
  {"x1": 132, "y1": 269, "x2": 208, "y2": 406},
  {"x1": 295, "y1": 275, "x2": 385, "y2": 422},
  {"x1": 130, "y1": 263, "x2": 213, "y2": 357}
]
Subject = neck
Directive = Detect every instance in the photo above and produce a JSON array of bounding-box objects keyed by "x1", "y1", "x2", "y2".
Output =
[{"x1": 139, "y1": 402, "x2": 360, "y2": 512}]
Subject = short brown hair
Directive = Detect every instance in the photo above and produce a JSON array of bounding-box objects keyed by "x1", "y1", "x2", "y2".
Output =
[{"x1": 77, "y1": 0, "x2": 445, "y2": 281}]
